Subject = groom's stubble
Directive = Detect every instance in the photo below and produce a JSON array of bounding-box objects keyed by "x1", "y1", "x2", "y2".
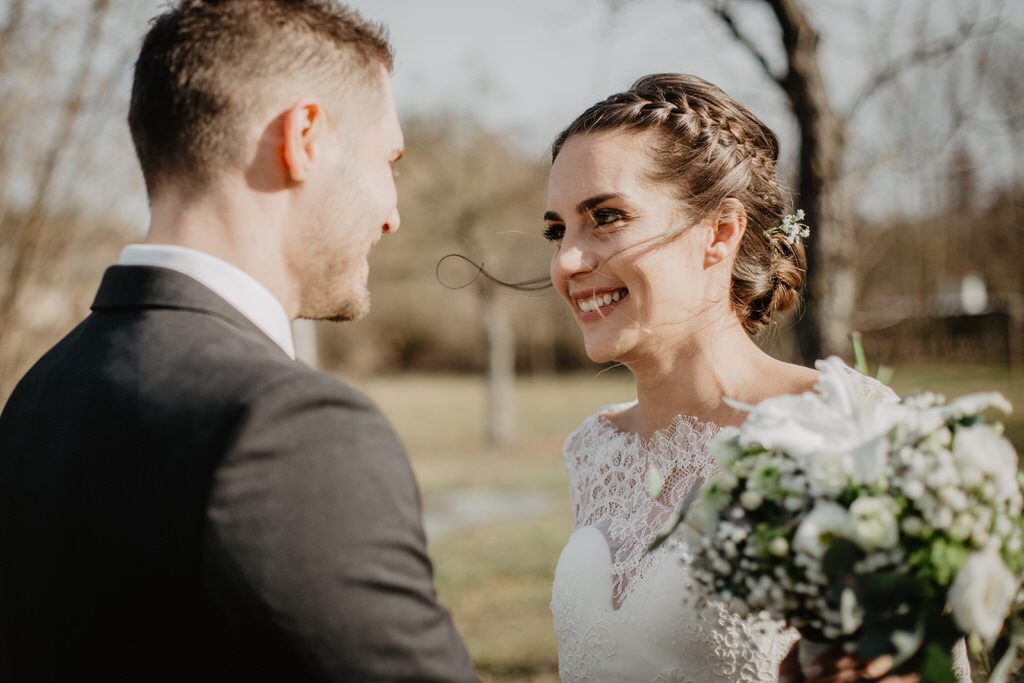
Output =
[{"x1": 288, "y1": 77, "x2": 400, "y2": 324}]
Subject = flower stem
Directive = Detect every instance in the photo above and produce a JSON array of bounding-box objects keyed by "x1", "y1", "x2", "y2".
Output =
[{"x1": 850, "y1": 331, "x2": 869, "y2": 375}]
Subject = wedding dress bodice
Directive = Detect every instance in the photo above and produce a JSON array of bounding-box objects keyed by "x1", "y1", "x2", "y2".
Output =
[
  {"x1": 550, "y1": 405, "x2": 797, "y2": 682},
  {"x1": 550, "y1": 368, "x2": 971, "y2": 682}
]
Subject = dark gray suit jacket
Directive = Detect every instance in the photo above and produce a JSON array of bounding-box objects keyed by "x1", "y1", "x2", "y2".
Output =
[{"x1": 0, "y1": 265, "x2": 478, "y2": 682}]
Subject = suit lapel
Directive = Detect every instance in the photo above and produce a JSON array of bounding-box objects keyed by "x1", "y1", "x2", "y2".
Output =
[{"x1": 91, "y1": 265, "x2": 289, "y2": 357}]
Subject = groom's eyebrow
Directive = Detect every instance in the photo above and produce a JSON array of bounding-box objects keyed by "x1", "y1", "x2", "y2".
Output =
[{"x1": 543, "y1": 193, "x2": 626, "y2": 223}]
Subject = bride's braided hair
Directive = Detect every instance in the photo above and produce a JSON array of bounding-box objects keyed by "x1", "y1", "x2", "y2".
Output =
[{"x1": 552, "y1": 73, "x2": 805, "y2": 336}]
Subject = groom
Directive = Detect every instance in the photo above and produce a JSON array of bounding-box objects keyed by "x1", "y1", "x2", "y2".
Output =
[{"x1": 0, "y1": 1, "x2": 477, "y2": 681}]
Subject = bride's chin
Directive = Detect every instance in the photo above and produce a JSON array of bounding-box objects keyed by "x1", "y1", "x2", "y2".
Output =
[{"x1": 583, "y1": 340, "x2": 626, "y2": 365}]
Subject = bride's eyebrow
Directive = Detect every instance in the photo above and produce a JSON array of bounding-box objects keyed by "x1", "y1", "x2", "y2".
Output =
[
  {"x1": 543, "y1": 193, "x2": 628, "y2": 223},
  {"x1": 576, "y1": 193, "x2": 626, "y2": 216}
]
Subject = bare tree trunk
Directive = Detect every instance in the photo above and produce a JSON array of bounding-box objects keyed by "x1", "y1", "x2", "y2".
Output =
[
  {"x1": 765, "y1": 0, "x2": 850, "y2": 361},
  {"x1": 0, "y1": 0, "x2": 111, "y2": 336},
  {"x1": 482, "y1": 292, "x2": 515, "y2": 447},
  {"x1": 292, "y1": 319, "x2": 320, "y2": 368}
]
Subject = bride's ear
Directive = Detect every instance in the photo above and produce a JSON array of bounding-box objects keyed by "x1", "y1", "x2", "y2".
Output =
[{"x1": 703, "y1": 198, "x2": 747, "y2": 268}]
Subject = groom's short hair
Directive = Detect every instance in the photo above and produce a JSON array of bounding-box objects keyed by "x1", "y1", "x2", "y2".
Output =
[{"x1": 128, "y1": 0, "x2": 393, "y2": 198}]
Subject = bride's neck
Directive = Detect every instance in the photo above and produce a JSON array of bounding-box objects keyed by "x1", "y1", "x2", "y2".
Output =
[{"x1": 623, "y1": 317, "x2": 779, "y2": 438}]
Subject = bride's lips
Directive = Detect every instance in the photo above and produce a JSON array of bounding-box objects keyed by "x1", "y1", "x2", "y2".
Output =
[{"x1": 570, "y1": 287, "x2": 629, "y2": 323}]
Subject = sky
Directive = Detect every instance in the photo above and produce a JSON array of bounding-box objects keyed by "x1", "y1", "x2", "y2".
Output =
[
  {"x1": 343, "y1": 0, "x2": 793, "y2": 152},
  {"x1": 336, "y1": 0, "x2": 1023, "y2": 217},
  {"x1": 13, "y1": 0, "x2": 1017, "y2": 226}
]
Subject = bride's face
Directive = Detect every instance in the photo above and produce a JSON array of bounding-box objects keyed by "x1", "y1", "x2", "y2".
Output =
[{"x1": 545, "y1": 130, "x2": 714, "y2": 365}]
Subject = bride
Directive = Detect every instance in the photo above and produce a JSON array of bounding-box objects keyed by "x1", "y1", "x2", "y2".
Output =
[{"x1": 543, "y1": 74, "x2": 968, "y2": 683}]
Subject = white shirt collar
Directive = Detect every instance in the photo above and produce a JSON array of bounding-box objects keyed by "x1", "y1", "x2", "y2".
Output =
[{"x1": 118, "y1": 244, "x2": 296, "y2": 359}]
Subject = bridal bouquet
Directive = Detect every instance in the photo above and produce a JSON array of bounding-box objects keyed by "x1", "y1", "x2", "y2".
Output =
[{"x1": 677, "y1": 357, "x2": 1023, "y2": 682}]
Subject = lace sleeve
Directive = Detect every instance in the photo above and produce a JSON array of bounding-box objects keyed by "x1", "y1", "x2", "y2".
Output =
[
  {"x1": 561, "y1": 401, "x2": 639, "y2": 533},
  {"x1": 561, "y1": 419, "x2": 589, "y2": 531}
]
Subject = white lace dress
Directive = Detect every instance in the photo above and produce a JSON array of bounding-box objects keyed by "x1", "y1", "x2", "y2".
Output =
[{"x1": 550, "y1": 371, "x2": 971, "y2": 683}]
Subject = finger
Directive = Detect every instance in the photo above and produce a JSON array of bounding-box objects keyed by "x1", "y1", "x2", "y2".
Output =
[
  {"x1": 833, "y1": 655, "x2": 859, "y2": 670},
  {"x1": 863, "y1": 655, "x2": 895, "y2": 678}
]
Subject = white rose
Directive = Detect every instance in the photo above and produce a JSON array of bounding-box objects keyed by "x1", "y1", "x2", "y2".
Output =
[
  {"x1": 805, "y1": 450, "x2": 849, "y2": 497},
  {"x1": 849, "y1": 496, "x2": 900, "y2": 550},
  {"x1": 953, "y1": 425, "x2": 1018, "y2": 500},
  {"x1": 949, "y1": 549, "x2": 1018, "y2": 644},
  {"x1": 794, "y1": 501, "x2": 851, "y2": 559}
]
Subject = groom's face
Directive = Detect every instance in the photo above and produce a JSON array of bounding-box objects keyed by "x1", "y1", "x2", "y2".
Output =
[{"x1": 295, "y1": 72, "x2": 404, "y2": 322}]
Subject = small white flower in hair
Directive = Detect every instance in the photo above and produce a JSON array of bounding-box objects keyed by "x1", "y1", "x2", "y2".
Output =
[{"x1": 769, "y1": 209, "x2": 810, "y2": 245}]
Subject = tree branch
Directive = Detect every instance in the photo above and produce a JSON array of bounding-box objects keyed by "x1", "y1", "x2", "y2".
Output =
[
  {"x1": 0, "y1": 0, "x2": 27, "y2": 101},
  {"x1": 0, "y1": 0, "x2": 112, "y2": 333},
  {"x1": 845, "y1": 17, "x2": 1002, "y2": 120},
  {"x1": 707, "y1": 1, "x2": 785, "y2": 86}
]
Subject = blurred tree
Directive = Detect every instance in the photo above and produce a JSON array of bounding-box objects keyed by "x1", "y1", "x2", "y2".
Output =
[
  {"x1": 0, "y1": 0, "x2": 148, "y2": 398},
  {"x1": 596, "y1": 0, "x2": 1005, "y2": 361},
  {"x1": 318, "y1": 115, "x2": 557, "y2": 446},
  {"x1": 707, "y1": 0, "x2": 1004, "y2": 360}
]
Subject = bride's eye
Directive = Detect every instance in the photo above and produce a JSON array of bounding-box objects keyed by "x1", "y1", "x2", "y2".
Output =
[
  {"x1": 591, "y1": 208, "x2": 626, "y2": 228},
  {"x1": 543, "y1": 223, "x2": 565, "y2": 242}
]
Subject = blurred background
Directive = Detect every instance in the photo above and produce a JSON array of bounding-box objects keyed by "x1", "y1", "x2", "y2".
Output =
[{"x1": 0, "y1": 1, "x2": 1021, "y2": 680}]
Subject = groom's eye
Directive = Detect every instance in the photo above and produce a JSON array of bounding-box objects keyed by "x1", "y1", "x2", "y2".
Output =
[{"x1": 543, "y1": 224, "x2": 565, "y2": 242}]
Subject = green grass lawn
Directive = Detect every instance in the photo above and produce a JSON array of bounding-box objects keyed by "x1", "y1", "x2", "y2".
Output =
[{"x1": 350, "y1": 365, "x2": 1023, "y2": 681}]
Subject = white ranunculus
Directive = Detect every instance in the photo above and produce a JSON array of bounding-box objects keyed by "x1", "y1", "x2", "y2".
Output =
[
  {"x1": 849, "y1": 496, "x2": 900, "y2": 550},
  {"x1": 953, "y1": 425, "x2": 1019, "y2": 499},
  {"x1": 949, "y1": 549, "x2": 1019, "y2": 644},
  {"x1": 793, "y1": 501, "x2": 851, "y2": 559}
]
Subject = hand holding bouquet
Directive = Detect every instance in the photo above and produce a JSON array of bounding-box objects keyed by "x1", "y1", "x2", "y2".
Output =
[{"x1": 676, "y1": 357, "x2": 1022, "y2": 682}]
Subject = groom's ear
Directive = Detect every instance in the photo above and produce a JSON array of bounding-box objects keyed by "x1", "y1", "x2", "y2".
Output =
[
  {"x1": 704, "y1": 198, "x2": 747, "y2": 268},
  {"x1": 282, "y1": 98, "x2": 324, "y2": 183}
]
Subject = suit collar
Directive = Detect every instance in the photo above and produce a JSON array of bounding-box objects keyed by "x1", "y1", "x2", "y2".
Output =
[{"x1": 91, "y1": 265, "x2": 290, "y2": 358}]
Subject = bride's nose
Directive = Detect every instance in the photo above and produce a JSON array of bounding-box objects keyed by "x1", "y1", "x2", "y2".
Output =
[{"x1": 550, "y1": 241, "x2": 597, "y2": 282}]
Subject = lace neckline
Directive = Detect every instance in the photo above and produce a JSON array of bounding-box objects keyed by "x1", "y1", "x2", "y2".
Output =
[
  {"x1": 563, "y1": 401, "x2": 722, "y2": 608},
  {"x1": 594, "y1": 400, "x2": 720, "y2": 452}
]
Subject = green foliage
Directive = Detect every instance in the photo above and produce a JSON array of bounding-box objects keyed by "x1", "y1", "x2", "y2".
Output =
[{"x1": 929, "y1": 538, "x2": 970, "y2": 586}]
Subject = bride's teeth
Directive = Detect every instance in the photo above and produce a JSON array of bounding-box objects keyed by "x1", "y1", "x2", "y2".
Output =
[{"x1": 577, "y1": 290, "x2": 627, "y2": 313}]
